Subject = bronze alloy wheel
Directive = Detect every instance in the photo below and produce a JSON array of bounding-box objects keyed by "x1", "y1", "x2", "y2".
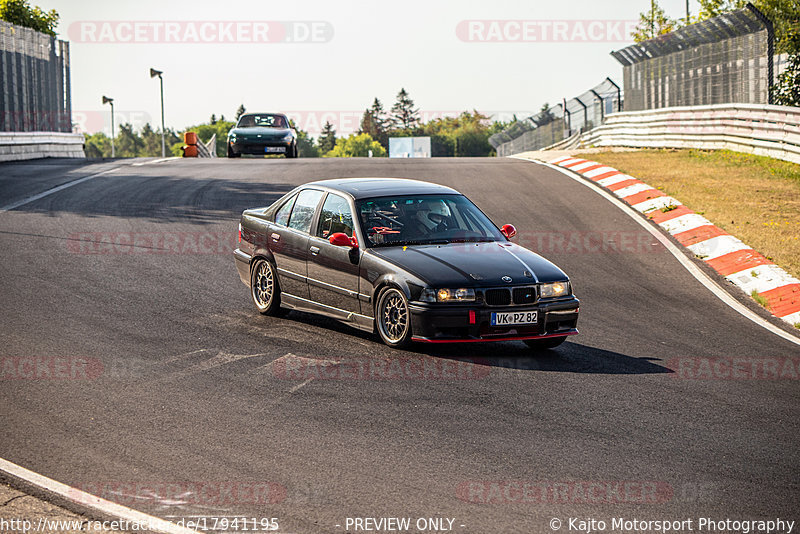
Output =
[
  {"x1": 251, "y1": 259, "x2": 281, "y2": 315},
  {"x1": 376, "y1": 287, "x2": 412, "y2": 347}
]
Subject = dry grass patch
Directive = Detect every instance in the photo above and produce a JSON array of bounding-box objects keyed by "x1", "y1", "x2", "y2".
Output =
[{"x1": 575, "y1": 149, "x2": 800, "y2": 279}]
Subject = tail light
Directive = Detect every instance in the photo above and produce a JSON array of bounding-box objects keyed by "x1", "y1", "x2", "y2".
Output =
[{"x1": 238, "y1": 223, "x2": 242, "y2": 243}]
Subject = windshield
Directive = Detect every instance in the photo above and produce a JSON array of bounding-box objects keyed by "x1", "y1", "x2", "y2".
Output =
[
  {"x1": 356, "y1": 194, "x2": 505, "y2": 247},
  {"x1": 236, "y1": 114, "x2": 288, "y2": 128}
]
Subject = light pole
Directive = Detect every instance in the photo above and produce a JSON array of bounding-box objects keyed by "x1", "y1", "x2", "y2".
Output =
[
  {"x1": 150, "y1": 68, "x2": 165, "y2": 157},
  {"x1": 102, "y1": 95, "x2": 115, "y2": 157}
]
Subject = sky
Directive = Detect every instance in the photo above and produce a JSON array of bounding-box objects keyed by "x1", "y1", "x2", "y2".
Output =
[{"x1": 50, "y1": 0, "x2": 702, "y2": 137}]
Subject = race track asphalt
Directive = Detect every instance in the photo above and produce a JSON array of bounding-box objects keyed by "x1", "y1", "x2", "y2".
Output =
[{"x1": 1, "y1": 157, "x2": 798, "y2": 533}]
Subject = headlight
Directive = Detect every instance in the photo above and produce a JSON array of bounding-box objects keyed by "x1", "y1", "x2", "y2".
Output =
[
  {"x1": 282, "y1": 134, "x2": 294, "y2": 142},
  {"x1": 420, "y1": 288, "x2": 475, "y2": 302},
  {"x1": 540, "y1": 281, "x2": 570, "y2": 298}
]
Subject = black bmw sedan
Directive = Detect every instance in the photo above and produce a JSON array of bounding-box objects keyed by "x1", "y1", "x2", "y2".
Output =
[
  {"x1": 234, "y1": 178, "x2": 579, "y2": 349},
  {"x1": 226, "y1": 112, "x2": 298, "y2": 158}
]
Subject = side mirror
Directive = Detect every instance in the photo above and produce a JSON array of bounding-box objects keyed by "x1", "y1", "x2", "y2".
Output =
[
  {"x1": 329, "y1": 232, "x2": 358, "y2": 248},
  {"x1": 500, "y1": 224, "x2": 517, "y2": 239}
]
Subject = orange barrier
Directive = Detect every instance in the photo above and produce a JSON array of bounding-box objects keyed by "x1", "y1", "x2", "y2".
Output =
[
  {"x1": 184, "y1": 131, "x2": 198, "y2": 145},
  {"x1": 183, "y1": 145, "x2": 198, "y2": 157}
]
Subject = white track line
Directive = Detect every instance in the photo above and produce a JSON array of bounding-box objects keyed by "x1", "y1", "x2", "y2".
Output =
[
  {"x1": 515, "y1": 157, "x2": 800, "y2": 347},
  {"x1": 0, "y1": 457, "x2": 200, "y2": 534},
  {"x1": 0, "y1": 168, "x2": 116, "y2": 213}
]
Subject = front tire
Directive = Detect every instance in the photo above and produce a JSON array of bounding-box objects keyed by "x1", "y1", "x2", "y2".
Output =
[
  {"x1": 250, "y1": 258, "x2": 281, "y2": 315},
  {"x1": 375, "y1": 287, "x2": 412, "y2": 348},
  {"x1": 285, "y1": 143, "x2": 298, "y2": 158},
  {"x1": 227, "y1": 145, "x2": 240, "y2": 158},
  {"x1": 524, "y1": 336, "x2": 567, "y2": 351}
]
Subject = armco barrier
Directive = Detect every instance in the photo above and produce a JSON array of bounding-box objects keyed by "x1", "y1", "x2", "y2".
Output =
[
  {"x1": 577, "y1": 104, "x2": 800, "y2": 164},
  {"x1": 0, "y1": 132, "x2": 85, "y2": 162}
]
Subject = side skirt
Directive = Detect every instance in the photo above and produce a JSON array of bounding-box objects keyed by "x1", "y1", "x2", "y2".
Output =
[{"x1": 280, "y1": 293, "x2": 375, "y2": 333}]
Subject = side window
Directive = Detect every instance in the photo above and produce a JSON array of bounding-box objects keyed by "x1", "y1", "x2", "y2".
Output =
[
  {"x1": 287, "y1": 189, "x2": 324, "y2": 234},
  {"x1": 317, "y1": 194, "x2": 354, "y2": 238},
  {"x1": 274, "y1": 194, "x2": 297, "y2": 227}
]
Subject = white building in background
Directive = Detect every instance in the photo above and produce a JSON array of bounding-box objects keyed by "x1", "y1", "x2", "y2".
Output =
[{"x1": 389, "y1": 137, "x2": 431, "y2": 158}]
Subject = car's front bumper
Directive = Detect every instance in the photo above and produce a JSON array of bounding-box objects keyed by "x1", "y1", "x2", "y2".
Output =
[
  {"x1": 229, "y1": 139, "x2": 293, "y2": 155},
  {"x1": 408, "y1": 297, "x2": 580, "y2": 343}
]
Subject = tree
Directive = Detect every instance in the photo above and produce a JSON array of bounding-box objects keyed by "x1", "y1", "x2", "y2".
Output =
[
  {"x1": 318, "y1": 121, "x2": 337, "y2": 154},
  {"x1": 774, "y1": 26, "x2": 800, "y2": 106},
  {"x1": 288, "y1": 119, "x2": 320, "y2": 158},
  {"x1": 360, "y1": 99, "x2": 391, "y2": 150},
  {"x1": 390, "y1": 88, "x2": 420, "y2": 130},
  {"x1": 325, "y1": 133, "x2": 387, "y2": 158},
  {"x1": 0, "y1": 0, "x2": 58, "y2": 36},
  {"x1": 140, "y1": 123, "x2": 163, "y2": 156},
  {"x1": 116, "y1": 123, "x2": 144, "y2": 157},
  {"x1": 370, "y1": 98, "x2": 388, "y2": 132},
  {"x1": 367, "y1": 98, "x2": 391, "y2": 149},
  {"x1": 631, "y1": 0, "x2": 677, "y2": 42},
  {"x1": 84, "y1": 132, "x2": 111, "y2": 158},
  {"x1": 697, "y1": 0, "x2": 745, "y2": 19},
  {"x1": 235, "y1": 104, "x2": 246, "y2": 120}
]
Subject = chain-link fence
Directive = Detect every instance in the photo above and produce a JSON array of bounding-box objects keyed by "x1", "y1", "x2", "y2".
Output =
[
  {"x1": 489, "y1": 78, "x2": 621, "y2": 157},
  {"x1": 611, "y1": 4, "x2": 774, "y2": 111},
  {"x1": 0, "y1": 21, "x2": 72, "y2": 132}
]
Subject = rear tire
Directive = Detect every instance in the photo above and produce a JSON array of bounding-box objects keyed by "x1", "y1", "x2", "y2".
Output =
[
  {"x1": 524, "y1": 336, "x2": 567, "y2": 351},
  {"x1": 250, "y1": 258, "x2": 282, "y2": 315},
  {"x1": 375, "y1": 287, "x2": 412, "y2": 348}
]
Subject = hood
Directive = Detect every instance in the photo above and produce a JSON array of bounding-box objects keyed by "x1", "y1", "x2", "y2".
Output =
[
  {"x1": 229, "y1": 127, "x2": 294, "y2": 139},
  {"x1": 370, "y1": 241, "x2": 568, "y2": 287}
]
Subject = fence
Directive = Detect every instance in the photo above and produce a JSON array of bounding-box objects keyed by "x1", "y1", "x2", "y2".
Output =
[
  {"x1": 0, "y1": 20, "x2": 72, "y2": 133},
  {"x1": 490, "y1": 78, "x2": 622, "y2": 157},
  {"x1": 611, "y1": 4, "x2": 774, "y2": 111}
]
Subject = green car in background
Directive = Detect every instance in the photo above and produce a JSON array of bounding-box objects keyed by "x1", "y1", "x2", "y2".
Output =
[{"x1": 227, "y1": 112, "x2": 298, "y2": 158}]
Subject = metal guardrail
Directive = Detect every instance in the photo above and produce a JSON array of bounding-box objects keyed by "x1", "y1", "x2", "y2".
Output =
[
  {"x1": 490, "y1": 78, "x2": 621, "y2": 156},
  {"x1": 195, "y1": 133, "x2": 216, "y2": 158},
  {"x1": 577, "y1": 104, "x2": 800, "y2": 164},
  {"x1": 0, "y1": 131, "x2": 85, "y2": 161}
]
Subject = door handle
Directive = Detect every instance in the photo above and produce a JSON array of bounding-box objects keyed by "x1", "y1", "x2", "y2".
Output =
[
  {"x1": 270, "y1": 233, "x2": 281, "y2": 242},
  {"x1": 309, "y1": 246, "x2": 320, "y2": 255}
]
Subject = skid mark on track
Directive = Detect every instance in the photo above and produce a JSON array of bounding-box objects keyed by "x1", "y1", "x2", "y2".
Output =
[
  {"x1": 288, "y1": 378, "x2": 315, "y2": 393},
  {"x1": 265, "y1": 353, "x2": 344, "y2": 394},
  {"x1": 152, "y1": 350, "x2": 272, "y2": 383}
]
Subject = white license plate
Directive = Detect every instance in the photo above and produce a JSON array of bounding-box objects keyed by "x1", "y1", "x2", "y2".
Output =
[
  {"x1": 491, "y1": 310, "x2": 538, "y2": 326},
  {"x1": 265, "y1": 146, "x2": 285, "y2": 153}
]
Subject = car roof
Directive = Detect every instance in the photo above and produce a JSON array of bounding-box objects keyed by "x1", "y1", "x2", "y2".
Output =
[{"x1": 304, "y1": 178, "x2": 460, "y2": 200}]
